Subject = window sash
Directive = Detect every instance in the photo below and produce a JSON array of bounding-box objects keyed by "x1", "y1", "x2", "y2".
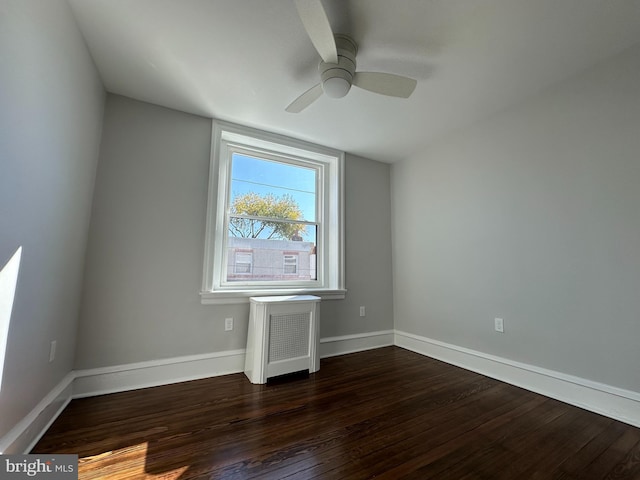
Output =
[{"x1": 221, "y1": 150, "x2": 323, "y2": 287}]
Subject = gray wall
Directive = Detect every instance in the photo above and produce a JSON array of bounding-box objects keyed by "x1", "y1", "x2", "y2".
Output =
[
  {"x1": 392, "y1": 43, "x2": 640, "y2": 392},
  {"x1": 0, "y1": 0, "x2": 104, "y2": 441},
  {"x1": 75, "y1": 95, "x2": 394, "y2": 369},
  {"x1": 323, "y1": 154, "x2": 394, "y2": 338}
]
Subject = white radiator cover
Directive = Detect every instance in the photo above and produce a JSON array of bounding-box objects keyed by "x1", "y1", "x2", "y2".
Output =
[{"x1": 244, "y1": 295, "x2": 320, "y2": 384}]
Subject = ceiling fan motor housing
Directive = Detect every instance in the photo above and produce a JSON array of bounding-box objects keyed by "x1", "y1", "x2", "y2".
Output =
[{"x1": 320, "y1": 34, "x2": 358, "y2": 98}]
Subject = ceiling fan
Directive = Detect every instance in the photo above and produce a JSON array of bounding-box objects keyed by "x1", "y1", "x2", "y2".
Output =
[{"x1": 286, "y1": 0, "x2": 418, "y2": 113}]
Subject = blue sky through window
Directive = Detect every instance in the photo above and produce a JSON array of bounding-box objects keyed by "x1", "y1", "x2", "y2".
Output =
[{"x1": 230, "y1": 153, "x2": 317, "y2": 227}]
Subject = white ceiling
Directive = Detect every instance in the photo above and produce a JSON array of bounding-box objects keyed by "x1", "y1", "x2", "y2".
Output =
[{"x1": 68, "y1": 0, "x2": 640, "y2": 163}]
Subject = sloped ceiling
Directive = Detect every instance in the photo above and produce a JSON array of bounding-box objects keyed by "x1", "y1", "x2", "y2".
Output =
[{"x1": 68, "y1": 0, "x2": 640, "y2": 162}]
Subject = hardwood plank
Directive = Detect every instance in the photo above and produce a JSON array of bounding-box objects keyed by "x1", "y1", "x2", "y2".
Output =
[
  {"x1": 33, "y1": 346, "x2": 640, "y2": 479},
  {"x1": 580, "y1": 429, "x2": 640, "y2": 479},
  {"x1": 218, "y1": 380, "x2": 511, "y2": 479},
  {"x1": 556, "y1": 420, "x2": 631, "y2": 477}
]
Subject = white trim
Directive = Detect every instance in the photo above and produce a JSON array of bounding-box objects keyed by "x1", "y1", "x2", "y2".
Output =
[
  {"x1": 320, "y1": 330, "x2": 395, "y2": 358},
  {"x1": 200, "y1": 289, "x2": 347, "y2": 304},
  {"x1": 1, "y1": 351, "x2": 246, "y2": 453},
  {"x1": 72, "y1": 331, "x2": 394, "y2": 397},
  {"x1": 394, "y1": 330, "x2": 640, "y2": 428},
  {"x1": 73, "y1": 349, "x2": 246, "y2": 398},
  {"x1": 0, "y1": 372, "x2": 74, "y2": 454}
]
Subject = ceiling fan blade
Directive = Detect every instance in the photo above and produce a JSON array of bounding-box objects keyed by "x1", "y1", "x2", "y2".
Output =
[
  {"x1": 294, "y1": 0, "x2": 338, "y2": 64},
  {"x1": 353, "y1": 72, "x2": 417, "y2": 98},
  {"x1": 286, "y1": 83, "x2": 324, "y2": 113}
]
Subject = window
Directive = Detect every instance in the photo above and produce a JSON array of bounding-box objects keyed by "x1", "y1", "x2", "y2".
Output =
[
  {"x1": 201, "y1": 121, "x2": 345, "y2": 303},
  {"x1": 233, "y1": 251, "x2": 253, "y2": 275},
  {"x1": 283, "y1": 254, "x2": 298, "y2": 275}
]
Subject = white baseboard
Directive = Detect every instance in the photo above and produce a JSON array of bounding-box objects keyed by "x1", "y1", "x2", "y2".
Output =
[
  {"x1": 394, "y1": 330, "x2": 640, "y2": 428},
  {"x1": 73, "y1": 349, "x2": 246, "y2": 398},
  {"x1": 320, "y1": 330, "x2": 395, "y2": 358},
  {"x1": 73, "y1": 330, "x2": 396, "y2": 398},
  {"x1": 2, "y1": 350, "x2": 246, "y2": 453},
  {"x1": 1, "y1": 331, "x2": 395, "y2": 453},
  {"x1": 0, "y1": 373, "x2": 74, "y2": 454},
  {"x1": 9, "y1": 328, "x2": 637, "y2": 455}
]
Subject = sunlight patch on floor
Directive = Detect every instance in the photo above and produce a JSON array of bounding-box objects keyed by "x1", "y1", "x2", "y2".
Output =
[{"x1": 79, "y1": 442, "x2": 189, "y2": 479}]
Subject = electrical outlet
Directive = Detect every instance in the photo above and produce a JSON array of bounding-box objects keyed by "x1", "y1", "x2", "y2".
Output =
[
  {"x1": 494, "y1": 318, "x2": 504, "y2": 333},
  {"x1": 359, "y1": 306, "x2": 366, "y2": 317},
  {"x1": 49, "y1": 340, "x2": 57, "y2": 363},
  {"x1": 225, "y1": 317, "x2": 233, "y2": 331}
]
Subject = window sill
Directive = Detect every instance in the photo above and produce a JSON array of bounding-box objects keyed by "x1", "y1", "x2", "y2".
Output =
[{"x1": 200, "y1": 288, "x2": 347, "y2": 305}]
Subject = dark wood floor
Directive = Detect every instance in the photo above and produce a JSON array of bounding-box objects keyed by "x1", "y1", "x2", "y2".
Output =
[{"x1": 34, "y1": 346, "x2": 640, "y2": 479}]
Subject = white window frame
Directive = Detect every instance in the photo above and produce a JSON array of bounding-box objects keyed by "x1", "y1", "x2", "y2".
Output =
[{"x1": 201, "y1": 121, "x2": 345, "y2": 304}]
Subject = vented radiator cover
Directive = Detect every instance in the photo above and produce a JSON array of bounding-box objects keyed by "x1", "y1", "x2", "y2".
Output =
[{"x1": 244, "y1": 295, "x2": 320, "y2": 384}]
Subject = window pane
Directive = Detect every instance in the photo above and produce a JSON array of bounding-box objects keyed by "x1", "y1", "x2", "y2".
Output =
[
  {"x1": 230, "y1": 153, "x2": 317, "y2": 222},
  {"x1": 226, "y1": 223, "x2": 317, "y2": 282}
]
